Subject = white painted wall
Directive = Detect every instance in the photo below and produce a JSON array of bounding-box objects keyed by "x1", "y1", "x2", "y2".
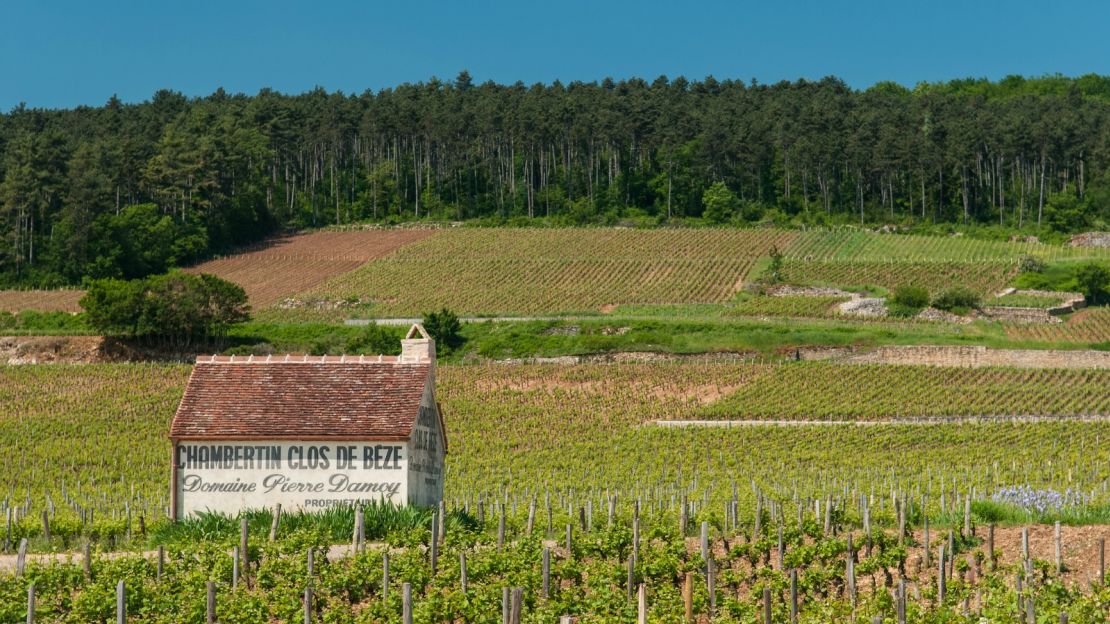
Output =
[{"x1": 174, "y1": 441, "x2": 409, "y2": 518}]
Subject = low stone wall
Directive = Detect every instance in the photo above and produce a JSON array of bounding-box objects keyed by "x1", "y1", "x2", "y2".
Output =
[
  {"x1": 0, "y1": 335, "x2": 192, "y2": 364},
  {"x1": 1069, "y1": 232, "x2": 1110, "y2": 248},
  {"x1": 0, "y1": 335, "x2": 105, "y2": 364},
  {"x1": 980, "y1": 307, "x2": 1059, "y2": 324},
  {"x1": 845, "y1": 345, "x2": 1110, "y2": 369}
]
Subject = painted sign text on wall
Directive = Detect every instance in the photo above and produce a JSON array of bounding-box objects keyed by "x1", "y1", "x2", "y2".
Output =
[{"x1": 174, "y1": 442, "x2": 409, "y2": 517}]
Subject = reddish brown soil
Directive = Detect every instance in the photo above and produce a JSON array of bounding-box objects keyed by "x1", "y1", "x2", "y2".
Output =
[
  {"x1": 0, "y1": 289, "x2": 83, "y2": 313},
  {"x1": 691, "y1": 524, "x2": 1110, "y2": 597},
  {"x1": 0, "y1": 229, "x2": 437, "y2": 315},
  {"x1": 184, "y1": 229, "x2": 437, "y2": 306}
]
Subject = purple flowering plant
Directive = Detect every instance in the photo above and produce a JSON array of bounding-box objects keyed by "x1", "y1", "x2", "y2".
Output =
[{"x1": 990, "y1": 486, "x2": 1089, "y2": 514}]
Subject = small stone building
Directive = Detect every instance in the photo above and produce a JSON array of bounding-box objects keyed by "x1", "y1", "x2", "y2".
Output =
[{"x1": 169, "y1": 324, "x2": 445, "y2": 519}]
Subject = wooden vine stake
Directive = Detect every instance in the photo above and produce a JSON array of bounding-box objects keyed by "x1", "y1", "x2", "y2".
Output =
[
  {"x1": 1100, "y1": 537, "x2": 1106, "y2": 586},
  {"x1": 896, "y1": 579, "x2": 906, "y2": 624},
  {"x1": 430, "y1": 512, "x2": 440, "y2": 575},
  {"x1": 459, "y1": 552, "x2": 468, "y2": 594},
  {"x1": 988, "y1": 524, "x2": 996, "y2": 570},
  {"x1": 497, "y1": 506, "x2": 506, "y2": 549},
  {"x1": 303, "y1": 585, "x2": 313, "y2": 624},
  {"x1": 16, "y1": 538, "x2": 27, "y2": 577},
  {"x1": 789, "y1": 569, "x2": 798, "y2": 623},
  {"x1": 763, "y1": 586, "x2": 772, "y2": 624},
  {"x1": 1054, "y1": 521, "x2": 1062, "y2": 574},
  {"x1": 206, "y1": 582, "x2": 216, "y2": 624},
  {"x1": 269, "y1": 504, "x2": 281, "y2": 541},
  {"x1": 626, "y1": 554, "x2": 634, "y2": 600},
  {"x1": 637, "y1": 583, "x2": 646, "y2": 624},
  {"x1": 382, "y1": 552, "x2": 390, "y2": 604},
  {"x1": 510, "y1": 588, "x2": 523, "y2": 624},
  {"x1": 700, "y1": 521, "x2": 709, "y2": 563},
  {"x1": 239, "y1": 518, "x2": 249, "y2": 584},
  {"x1": 683, "y1": 572, "x2": 693, "y2": 622},
  {"x1": 402, "y1": 582, "x2": 413, "y2": 624},
  {"x1": 116, "y1": 580, "x2": 126, "y2": 624},
  {"x1": 26, "y1": 583, "x2": 34, "y2": 624},
  {"x1": 923, "y1": 517, "x2": 931, "y2": 565},
  {"x1": 707, "y1": 556, "x2": 716, "y2": 615},
  {"x1": 846, "y1": 533, "x2": 856, "y2": 607},
  {"x1": 938, "y1": 544, "x2": 946, "y2": 605},
  {"x1": 542, "y1": 547, "x2": 551, "y2": 597}
]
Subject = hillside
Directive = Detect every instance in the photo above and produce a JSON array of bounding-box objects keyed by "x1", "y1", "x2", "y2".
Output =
[{"x1": 4, "y1": 228, "x2": 1110, "y2": 343}]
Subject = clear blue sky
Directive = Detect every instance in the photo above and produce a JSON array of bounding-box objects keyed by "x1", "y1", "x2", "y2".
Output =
[{"x1": 3, "y1": 0, "x2": 1109, "y2": 110}]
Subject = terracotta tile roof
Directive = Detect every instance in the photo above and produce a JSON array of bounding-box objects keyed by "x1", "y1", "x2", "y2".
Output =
[{"x1": 170, "y1": 355, "x2": 431, "y2": 440}]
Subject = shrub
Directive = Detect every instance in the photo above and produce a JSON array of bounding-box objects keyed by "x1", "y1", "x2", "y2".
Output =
[
  {"x1": 887, "y1": 285, "x2": 929, "y2": 317},
  {"x1": 423, "y1": 308, "x2": 464, "y2": 354},
  {"x1": 764, "y1": 245, "x2": 784, "y2": 284},
  {"x1": 80, "y1": 271, "x2": 249, "y2": 343},
  {"x1": 932, "y1": 287, "x2": 982, "y2": 313},
  {"x1": 1019, "y1": 255, "x2": 1047, "y2": 274},
  {"x1": 1076, "y1": 262, "x2": 1110, "y2": 305},
  {"x1": 345, "y1": 323, "x2": 400, "y2": 355}
]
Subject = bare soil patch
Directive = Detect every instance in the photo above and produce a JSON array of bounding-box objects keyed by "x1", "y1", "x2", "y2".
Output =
[
  {"x1": 0, "y1": 289, "x2": 83, "y2": 313},
  {"x1": 185, "y1": 229, "x2": 436, "y2": 307},
  {"x1": 0, "y1": 230, "x2": 436, "y2": 314},
  {"x1": 690, "y1": 524, "x2": 1110, "y2": 600}
]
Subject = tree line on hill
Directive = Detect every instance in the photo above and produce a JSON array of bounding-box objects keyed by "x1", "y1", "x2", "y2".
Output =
[{"x1": 4, "y1": 72, "x2": 1110, "y2": 287}]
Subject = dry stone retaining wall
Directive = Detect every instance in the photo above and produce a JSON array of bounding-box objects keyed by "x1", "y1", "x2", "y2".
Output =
[
  {"x1": 980, "y1": 307, "x2": 1059, "y2": 324},
  {"x1": 846, "y1": 345, "x2": 1110, "y2": 369}
]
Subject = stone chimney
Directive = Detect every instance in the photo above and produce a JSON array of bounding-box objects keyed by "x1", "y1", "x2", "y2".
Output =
[{"x1": 399, "y1": 324, "x2": 436, "y2": 364}]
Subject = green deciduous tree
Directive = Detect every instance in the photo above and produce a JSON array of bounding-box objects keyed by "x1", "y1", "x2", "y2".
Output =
[
  {"x1": 701, "y1": 181, "x2": 740, "y2": 223},
  {"x1": 1076, "y1": 262, "x2": 1110, "y2": 305},
  {"x1": 80, "y1": 271, "x2": 249, "y2": 345}
]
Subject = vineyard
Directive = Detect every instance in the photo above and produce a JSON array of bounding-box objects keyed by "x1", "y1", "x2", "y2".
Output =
[
  {"x1": 0, "y1": 291, "x2": 83, "y2": 314},
  {"x1": 3, "y1": 501, "x2": 1110, "y2": 622},
  {"x1": 3, "y1": 227, "x2": 1110, "y2": 324},
  {"x1": 775, "y1": 260, "x2": 1018, "y2": 297},
  {"x1": 987, "y1": 293, "x2": 1070, "y2": 308},
  {"x1": 4, "y1": 362, "x2": 1110, "y2": 620},
  {"x1": 5, "y1": 363, "x2": 1110, "y2": 531},
  {"x1": 782, "y1": 230, "x2": 1110, "y2": 263},
  {"x1": 726, "y1": 296, "x2": 850, "y2": 320},
  {"x1": 1005, "y1": 308, "x2": 1110, "y2": 344},
  {"x1": 699, "y1": 362, "x2": 1110, "y2": 421},
  {"x1": 267, "y1": 229, "x2": 797, "y2": 319}
]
